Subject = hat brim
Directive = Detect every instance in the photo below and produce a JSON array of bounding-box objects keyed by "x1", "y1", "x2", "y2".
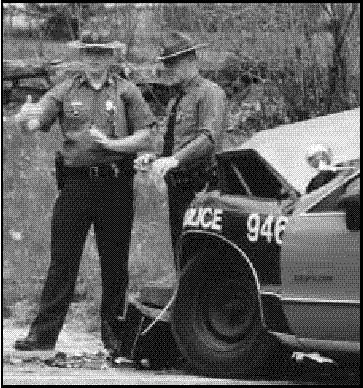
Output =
[
  {"x1": 135, "y1": 77, "x2": 175, "y2": 87},
  {"x1": 68, "y1": 40, "x2": 126, "y2": 50},
  {"x1": 157, "y1": 43, "x2": 209, "y2": 61}
]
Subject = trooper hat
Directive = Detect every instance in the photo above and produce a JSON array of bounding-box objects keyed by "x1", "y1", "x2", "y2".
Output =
[
  {"x1": 68, "y1": 29, "x2": 126, "y2": 51},
  {"x1": 157, "y1": 31, "x2": 209, "y2": 62}
]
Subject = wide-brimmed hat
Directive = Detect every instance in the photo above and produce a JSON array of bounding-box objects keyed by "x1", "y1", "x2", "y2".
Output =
[
  {"x1": 68, "y1": 30, "x2": 126, "y2": 51},
  {"x1": 157, "y1": 31, "x2": 209, "y2": 61}
]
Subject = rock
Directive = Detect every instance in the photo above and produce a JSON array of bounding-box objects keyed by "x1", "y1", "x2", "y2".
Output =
[
  {"x1": 54, "y1": 351, "x2": 67, "y2": 360},
  {"x1": 3, "y1": 355, "x2": 23, "y2": 365}
]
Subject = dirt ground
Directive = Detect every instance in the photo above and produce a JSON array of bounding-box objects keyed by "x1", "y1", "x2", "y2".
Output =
[
  {"x1": 2, "y1": 319, "x2": 291, "y2": 385},
  {"x1": 2, "y1": 319, "x2": 105, "y2": 356},
  {"x1": 2, "y1": 318, "x2": 360, "y2": 385}
]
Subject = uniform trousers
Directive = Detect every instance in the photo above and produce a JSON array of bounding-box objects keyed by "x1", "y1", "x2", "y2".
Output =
[{"x1": 30, "y1": 170, "x2": 134, "y2": 347}]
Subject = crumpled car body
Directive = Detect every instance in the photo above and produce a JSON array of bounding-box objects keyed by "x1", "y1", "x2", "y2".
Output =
[{"x1": 124, "y1": 108, "x2": 360, "y2": 374}]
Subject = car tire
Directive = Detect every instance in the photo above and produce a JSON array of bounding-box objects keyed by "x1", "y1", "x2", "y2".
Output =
[{"x1": 171, "y1": 251, "x2": 283, "y2": 378}]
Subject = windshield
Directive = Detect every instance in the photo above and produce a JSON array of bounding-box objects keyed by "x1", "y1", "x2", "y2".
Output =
[{"x1": 305, "y1": 159, "x2": 360, "y2": 194}]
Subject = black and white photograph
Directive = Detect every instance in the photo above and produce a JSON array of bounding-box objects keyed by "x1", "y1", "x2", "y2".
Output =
[{"x1": 2, "y1": 2, "x2": 360, "y2": 385}]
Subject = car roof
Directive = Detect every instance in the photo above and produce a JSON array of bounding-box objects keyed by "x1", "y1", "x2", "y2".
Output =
[{"x1": 225, "y1": 108, "x2": 360, "y2": 193}]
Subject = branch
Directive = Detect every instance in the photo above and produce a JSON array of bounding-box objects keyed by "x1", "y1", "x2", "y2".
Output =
[
  {"x1": 64, "y1": 7, "x2": 75, "y2": 41},
  {"x1": 341, "y1": 3, "x2": 358, "y2": 38},
  {"x1": 11, "y1": 7, "x2": 53, "y2": 19},
  {"x1": 321, "y1": 3, "x2": 333, "y2": 18},
  {"x1": 330, "y1": 3, "x2": 338, "y2": 18},
  {"x1": 225, "y1": 33, "x2": 241, "y2": 55},
  {"x1": 337, "y1": 3, "x2": 358, "y2": 48}
]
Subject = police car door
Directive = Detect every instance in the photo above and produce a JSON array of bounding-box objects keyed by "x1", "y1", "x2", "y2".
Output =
[{"x1": 280, "y1": 173, "x2": 360, "y2": 343}]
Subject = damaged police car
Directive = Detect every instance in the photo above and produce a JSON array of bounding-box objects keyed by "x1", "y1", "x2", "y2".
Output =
[{"x1": 122, "y1": 108, "x2": 360, "y2": 376}]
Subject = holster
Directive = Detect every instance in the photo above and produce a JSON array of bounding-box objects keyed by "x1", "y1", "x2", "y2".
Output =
[
  {"x1": 165, "y1": 160, "x2": 216, "y2": 193},
  {"x1": 55, "y1": 151, "x2": 65, "y2": 191}
]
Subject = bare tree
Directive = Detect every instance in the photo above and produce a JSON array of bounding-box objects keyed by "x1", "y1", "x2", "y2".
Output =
[
  {"x1": 320, "y1": 3, "x2": 359, "y2": 112},
  {"x1": 115, "y1": 3, "x2": 138, "y2": 60}
]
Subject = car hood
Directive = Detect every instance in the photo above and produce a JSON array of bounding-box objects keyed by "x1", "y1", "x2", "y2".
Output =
[{"x1": 223, "y1": 108, "x2": 360, "y2": 194}]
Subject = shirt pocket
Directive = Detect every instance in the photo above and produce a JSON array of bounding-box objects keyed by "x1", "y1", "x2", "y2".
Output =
[
  {"x1": 62, "y1": 101, "x2": 89, "y2": 132},
  {"x1": 175, "y1": 105, "x2": 196, "y2": 134}
]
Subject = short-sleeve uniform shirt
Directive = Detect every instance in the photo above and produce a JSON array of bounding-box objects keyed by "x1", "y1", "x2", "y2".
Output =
[
  {"x1": 165, "y1": 74, "x2": 227, "y2": 165},
  {"x1": 38, "y1": 72, "x2": 155, "y2": 166}
]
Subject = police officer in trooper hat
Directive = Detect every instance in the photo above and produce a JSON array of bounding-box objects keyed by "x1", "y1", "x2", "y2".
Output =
[
  {"x1": 14, "y1": 29, "x2": 156, "y2": 353},
  {"x1": 92, "y1": 31, "x2": 227, "y2": 259}
]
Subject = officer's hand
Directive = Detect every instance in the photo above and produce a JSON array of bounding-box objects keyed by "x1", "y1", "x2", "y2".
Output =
[
  {"x1": 88, "y1": 126, "x2": 110, "y2": 148},
  {"x1": 14, "y1": 95, "x2": 42, "y2": 133},
  {"x1": 134, "y1": 153, "x2": 157, "y2": 171},
  {"x1": 151, "y1": 156, "x2": 180, "y2": 178}
]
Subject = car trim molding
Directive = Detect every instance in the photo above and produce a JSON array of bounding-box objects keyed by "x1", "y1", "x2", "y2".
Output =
[
  {"x1": 282, "y1": 298, "x2": 360, "y2": 305},
  {"x1": 269, "y1": 332, "x2": 360, "y2": 353},
  {"x1": 181, "y1": 229, "x2": 266, "y2": 327},
  {"x1": 261, "y1": 291, "x2": 360, "y2": 305},
  {"x1": 299, "y1": 212, "x2": 346, "y2": 217}
]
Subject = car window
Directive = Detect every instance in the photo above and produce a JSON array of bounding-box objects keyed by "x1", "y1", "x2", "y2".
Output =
[
  {"x1": 308, "y1": 175, "x2": 360, "y2": 213},
  {"x1": 219, "y1": 150, "x2": 288, "y2": 200},
  {"x1": 220, "y1": 160, "x2": 250, "y2": 196}
]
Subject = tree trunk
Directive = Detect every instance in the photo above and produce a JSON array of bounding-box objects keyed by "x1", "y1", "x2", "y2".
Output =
[
  {"x1": 37, "y1": 27, "x2": 44, "y2": 57},
  {"x1": 78, "y1": 3, "x2": 82, "y2": 40},
  {"x1": 326, "y1": 3, "x2": 358, "y2": 113},
  {"x1": 329, "y1": 46, "x2": 350, "y2": 113},
  {"x1": 124, "y1": 4, "x2": 137, "y2": 61},
  {"x1": 328, "y1": 25, "x2": 350, "y2": 113}
]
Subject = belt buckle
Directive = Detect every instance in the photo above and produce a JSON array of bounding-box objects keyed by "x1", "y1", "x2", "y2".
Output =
[{"x1": 89, "y1": 166, "x2": 99, "y2": 178}]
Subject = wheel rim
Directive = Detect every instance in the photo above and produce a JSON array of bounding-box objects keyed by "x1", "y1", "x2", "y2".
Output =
[{"x1": 193, "y1": 270, "x2": 260, "y2": 348}]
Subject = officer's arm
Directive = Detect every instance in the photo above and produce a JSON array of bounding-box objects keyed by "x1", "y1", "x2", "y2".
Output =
[
  {"x1": 104, "y1": 127, "x2": 154, "y2": 153},
  {"x1": 173, "y1": 86, "x2": 227, "y2": 163},
  {"x1": 17, "y1": 80, "x2": 70, "y2": 133},
  {"x1": 103, "y1": 82, "x2": 156, "y2": 153}
]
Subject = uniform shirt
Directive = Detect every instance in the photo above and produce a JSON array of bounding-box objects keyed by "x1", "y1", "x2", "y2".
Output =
[
  {"x1": 37, "y1": 71, "x2": 155, "y2": 166},
  {"x1": 163, "y1": 74, "x2": 227, "y2": 166}
]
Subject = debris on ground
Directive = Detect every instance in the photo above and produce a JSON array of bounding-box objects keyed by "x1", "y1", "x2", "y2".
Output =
[
  {"x1": 3, "y1": 355, "x2": 23, "y2": 365},
  {"x1": 292, "y1": 352, "x2": 336, "y2": 365},
  {"x1": 44, "y1": 351, "x2": 113, "y2": 369}
]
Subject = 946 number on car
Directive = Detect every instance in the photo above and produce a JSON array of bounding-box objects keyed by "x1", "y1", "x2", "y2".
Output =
[{"x1": 247, "y1": 214, "x2": 288, "y2": 245}]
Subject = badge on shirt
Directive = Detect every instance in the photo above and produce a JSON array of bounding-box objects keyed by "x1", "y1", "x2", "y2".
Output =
[
  {"x1": 70, "y1": 101, "x2": 83, "y2": 117},
  {"x1": 176, "y1": 109, "x2": 183, "y2": 123},
  {"x1": 106, "y1": 99, "x2": 116, "y2": 114}
]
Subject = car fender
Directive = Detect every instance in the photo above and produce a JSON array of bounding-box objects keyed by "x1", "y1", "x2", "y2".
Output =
[
  {"x1": 176, "y1": 229, "x2": 267, "y2": 327},
  {"x1": 177, "y1": 229, "x2": 294, "y2": 335}
]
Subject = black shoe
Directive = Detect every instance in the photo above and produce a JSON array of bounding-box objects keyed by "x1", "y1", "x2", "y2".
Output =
[
  {"x1": 14, "y1": 333, "x2": 56, "y2": 351},
  {"x1": 101, "y1": 321, "x2": 120, "y2": 352}
]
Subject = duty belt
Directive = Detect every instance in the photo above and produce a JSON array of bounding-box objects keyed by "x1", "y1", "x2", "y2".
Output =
[{"x1": 64, "y1": 161, "x2": 132, "y2": 179}]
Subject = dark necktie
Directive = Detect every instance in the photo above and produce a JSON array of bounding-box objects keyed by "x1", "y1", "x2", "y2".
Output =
[{"x1": 163, "y1": 89, "x2": 184, "y2": 157}]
